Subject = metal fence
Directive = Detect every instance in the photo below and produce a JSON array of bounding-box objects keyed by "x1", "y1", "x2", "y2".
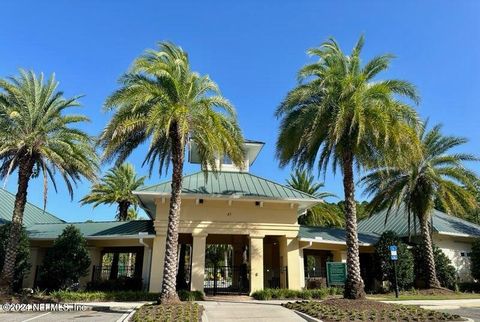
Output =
[
  {"x1": 92, "y1": 265, "x2": 136, "y2": 281},
  {"x1": 264, "y1": 266, "x2": 288, "y2": 289},
  {"x1": 204, "y1": 264, "x2": 250, "y2": 295}
]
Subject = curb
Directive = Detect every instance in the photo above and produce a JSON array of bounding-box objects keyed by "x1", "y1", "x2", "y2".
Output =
[
  {"x1": 293, "y1": 310, "x2": 323, "y2": 322},
  {"x1": 201, "y1": 309, "x2": 209, "y2": 322},
  {"x1": 117, "y1": 308, "x2": 136, "y2": 322}
]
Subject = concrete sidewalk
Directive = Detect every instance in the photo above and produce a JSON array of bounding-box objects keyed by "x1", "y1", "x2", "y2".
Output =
[
  {"x1": 199, "y1": 300, "x2": 305, "y2": 322},
  {"x1": 383, "y1": 299, "x2": 480, "y2": 310}
]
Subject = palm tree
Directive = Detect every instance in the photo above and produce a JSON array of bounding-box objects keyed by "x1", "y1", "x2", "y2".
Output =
[
  {"x1": 0, "y1": 70, "x2": 97, "y2": 294},
  {"x1": 275, "y1": 36, "x2": 419, "y2": 299},
  {"x1": 362, "y1": 123, "x2": 478, "y2": 288},
  {"x1": 81, "y1": 163, "x2": 145, "y2": 279},
  {"x1": 81, "y1": 163, "x2": 145, "y2": 221},
  {"x1": 287, "y1": 169, "x2": 342, "y2": 227},
  {"x1": 99, "y1": 42, "x2": 244, "y2": 303}
]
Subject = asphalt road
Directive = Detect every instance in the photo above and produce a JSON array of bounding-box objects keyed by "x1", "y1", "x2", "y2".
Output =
[{"x1": 0, "y1": 310, "x2": 128, "y2": 322}]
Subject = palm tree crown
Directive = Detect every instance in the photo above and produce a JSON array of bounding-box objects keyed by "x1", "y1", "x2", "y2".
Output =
[
  {"x1": 362, "y1": 123, "x2": 478, "y2": 287},
  {"x1": 81, "y1": 163, "x2": 145, "y2": 221},
  {"x1": 0, "y1": 70, "x2": 97, "y2": 293},
  {"x1": 99, "y1": 42, "x2": 244, "y2": 173},
  {"x1": 287, "y1": 169, "x2": 341, "y2": 227},
  {"x1": 276, "y1": 35, "x2": 420, "y2": 299},
  {"x1": 99, "y1": 42, "x2": 245, "y2": 303},
  {"x1": 0, "y1": 70, "x2": 98, "y2": 203}
]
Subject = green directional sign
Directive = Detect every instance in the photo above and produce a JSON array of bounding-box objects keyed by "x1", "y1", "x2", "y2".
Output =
[{"x1": 326, "y1": 262, "x2": 347, "y2": 286}]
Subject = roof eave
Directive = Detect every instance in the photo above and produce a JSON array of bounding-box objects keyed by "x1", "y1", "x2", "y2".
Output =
[{"x1": 298, "y1": 237, "x2": 373, "y2": 247}]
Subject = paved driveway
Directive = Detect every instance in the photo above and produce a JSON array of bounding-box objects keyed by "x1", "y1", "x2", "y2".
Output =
[
  {"x1": 0, "y1": 310, "x2": 128, "y2": 322},
  {"x1": 200, "y1": 300, "x2": 305, "y2": 322}
]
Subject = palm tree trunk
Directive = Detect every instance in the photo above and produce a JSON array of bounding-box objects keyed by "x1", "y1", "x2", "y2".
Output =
[
  {"x1": 0, "y1": 158, "x2": 34, "y2": 294},
  {"x1": 419, "y1": 215, "x2": 441, "y2": 288},
  {"x1": 159, "y1": 123, "x2": 184, "y2": 304},
  {"x1": 109, "y1": 253, "x2": 120, "y2": 280},
  {"x1": 342, "y1": 152, "x2": 366, "y2": 299}
]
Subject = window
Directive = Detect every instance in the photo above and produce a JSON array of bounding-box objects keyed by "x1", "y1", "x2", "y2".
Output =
[{"x1": 223, "y1": 155, "x2": 233, "y2": 165}]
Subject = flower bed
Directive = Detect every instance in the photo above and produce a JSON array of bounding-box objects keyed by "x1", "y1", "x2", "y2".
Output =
[
  {"x1": 131, "y1": 303, "x2": 203, "y2": 322},
  {"x1": 283, "y1": 299, "x2": 466, "y2": 321}
]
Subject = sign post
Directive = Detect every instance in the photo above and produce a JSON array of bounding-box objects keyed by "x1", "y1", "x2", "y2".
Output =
[
  {"x1": 326, "y1": 262, "x2": 347, "y2": 286},
  {"x1": 389, "y1": 245, "x2": 399, "y2": 298}
]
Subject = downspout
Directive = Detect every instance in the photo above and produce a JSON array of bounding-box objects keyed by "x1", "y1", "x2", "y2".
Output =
[{"x1": 139, "y1": 232, "x2": 152, "y2": 291}]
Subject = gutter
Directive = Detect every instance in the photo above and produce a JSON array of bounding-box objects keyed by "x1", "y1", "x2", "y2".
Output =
[{"x1": 298, "y1": 237, "x2": 373, "y2": 247}]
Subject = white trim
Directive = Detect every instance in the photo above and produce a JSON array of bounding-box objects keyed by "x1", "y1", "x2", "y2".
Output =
[
  {"x1": 436, "y1": 231, "x2": 475, "y2": 238},
  {"x1": 299, "y1": 237, "x2": 373, "y2": 247},
  {"x1": 133, "y1": 190, "x2": 320, "y2": 205}
]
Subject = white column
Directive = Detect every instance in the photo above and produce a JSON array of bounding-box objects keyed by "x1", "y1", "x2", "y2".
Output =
[
  {"x1": 149, "y1": 234, "x2": 167, "y2": 292},
  {"x1": 79, "y1": 247, "x2": 102, "y2": 289},
  {"x1": 191, "y1": 233, "x2": 207, "y2": 292},
  {"x1": 142, "y1": 245, "x2": 152, "y2": 291},
  {"x1": 23, "y1": 247, "x2": 39, "y2": 288},
  {"x1": 249, "y1": 235, "x2": 264, "y2": 293}
]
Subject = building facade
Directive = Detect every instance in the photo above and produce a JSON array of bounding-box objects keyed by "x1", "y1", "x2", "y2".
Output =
[{"x1": 3, "y1": 140, "x2": 478, "y2": 293}]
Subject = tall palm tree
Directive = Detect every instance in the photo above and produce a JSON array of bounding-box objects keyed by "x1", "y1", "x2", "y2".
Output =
[
  {"x1": 287, "y1": 169, "x2": 342, "y2": 227},
  {"x1": 0, "y1": 70, "x2": 98, "y2": 294},
  {"x1": 275, "y1": 36, "x2": 420, "y2": 299},
  {"x1": 81, "y1": 163, "x2": 145, "y2": 279},
  {"x1": 362, "y1": 123, "x2": 478, "y2": 288},
  {"x1": 99, "y1": 42, "x2": 244, "y2": 303},
  {"x1": 81, "y1": 163, "x2": 145, "y2": 221}
]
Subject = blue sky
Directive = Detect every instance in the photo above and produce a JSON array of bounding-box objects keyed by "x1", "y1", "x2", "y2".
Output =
[{"x1": 1, "y1": 1, "x2": 479, "y2": 222}]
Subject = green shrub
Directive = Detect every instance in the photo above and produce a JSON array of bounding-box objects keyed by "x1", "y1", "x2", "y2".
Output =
[
  {"x1": 458, "y1": 282, "x2": 480, "y2": 293},
  {"x1": 51, "y1": 290, "x2": 204, "y2": 302},
  {"x1": 0, "y1": 223, "x2": 30, "y2": 292},
  {"x1": 178, "y1": 290, "x2": 204, "y2": 301},
  {"x1": 38, "y1": 225, "x2": 91, "y2": 290},
  {"x1": 413, "y1": 244, "x2": 457, "y2": 289},
  {"x1": 471, "y1": 238, "x2": 480, "y2": 280},
  {"x1": 87, "y1": 276, "x2": 143, "y2": 291},
  {"x1": 374, "y1": 231, "x2": 414, "y2": 290},
  {"x1": 251, "y1": 288, "x2": 338, "y2": 300}
]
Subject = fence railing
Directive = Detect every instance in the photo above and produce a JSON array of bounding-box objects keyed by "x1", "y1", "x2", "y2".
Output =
[
  {"x1": 92, "y1": 265, "x2": 136, "y2": 281},
  {"x1": 204, "y1": 264, "x2": 250, "y2": 295},
  {"x1": 264, "y1": 266, "x2": 288, "y2": 289}
]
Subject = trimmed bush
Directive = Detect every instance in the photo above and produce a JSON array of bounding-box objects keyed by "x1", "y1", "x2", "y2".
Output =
[
  {"x1": 251, "y1": 288, "x2": 341, "y2": 300},
  {"x1": 0, "y1": 223, "x2": 30, "y2": 292},
  {"x1": 87, "y1": 276, "x2": 143, "y2": 291},
  {"x1": 413, "y1": 244, "x2": 457, "y2": 289},
  {"x1": 471, "y1": 238, "x2": 480, "y2": 280},
  {"x1": 178, "y1": 290, "x2": 205, "y2": 301},
  {"x1": 51, "y1": 290, "x2": 204, "y2": 302},
  {"x1": 38, "y1": 225, "x2": 91, "y2": 290},
  {"x1": 374, "y1": 231, "x2": 414, "y2": 291}
]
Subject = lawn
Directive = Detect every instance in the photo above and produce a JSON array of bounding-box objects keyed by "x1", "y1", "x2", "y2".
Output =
[
  {"x1": 132, "y1": 303, "x2": 203, "y2": 322},
  {"x1": 283, "y1": 299, "x2": 466, "y2": 322}
]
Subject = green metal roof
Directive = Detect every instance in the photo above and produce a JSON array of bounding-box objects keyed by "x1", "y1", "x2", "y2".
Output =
[
  {"x1": 358, "y1": 207, "x2": 480, "y2": 238},
  {"x1": 27, "y1": 220, "x2": 155, "y2": 239},
  {"x1": 299, "y1": 226, "x2": 379, "y2": 245},
  {"x1": 137, "y1": 171, "x2": 317, "y2": 201},
  {"x1": 0, "y1": 188, "x2": 64, "y2": 227}
]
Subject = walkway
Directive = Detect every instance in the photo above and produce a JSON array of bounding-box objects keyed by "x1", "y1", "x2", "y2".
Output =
[{"x1": 199, "y1": 298, "x2": 305, "y2": 322}]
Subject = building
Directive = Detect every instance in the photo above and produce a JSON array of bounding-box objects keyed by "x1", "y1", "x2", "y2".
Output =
[{"x1": 1, "y1": 140, "x2": 478, "y2": 293}]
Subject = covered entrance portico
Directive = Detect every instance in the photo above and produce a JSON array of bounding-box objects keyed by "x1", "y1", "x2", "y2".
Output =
[{"x1": 164, "y1": 231, "x2": 302, "y2": 295}]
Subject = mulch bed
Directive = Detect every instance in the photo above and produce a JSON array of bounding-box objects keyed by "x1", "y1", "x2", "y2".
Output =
[
  {"x1": 0, "y1": 293, "x2": 52, "y2": 304},
  {"x1": 283, "y1": 299, "x2": 466, "y2": 322},
  {"x1": 132, "y1": 303, "x2": 203, "y2": 322}
]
